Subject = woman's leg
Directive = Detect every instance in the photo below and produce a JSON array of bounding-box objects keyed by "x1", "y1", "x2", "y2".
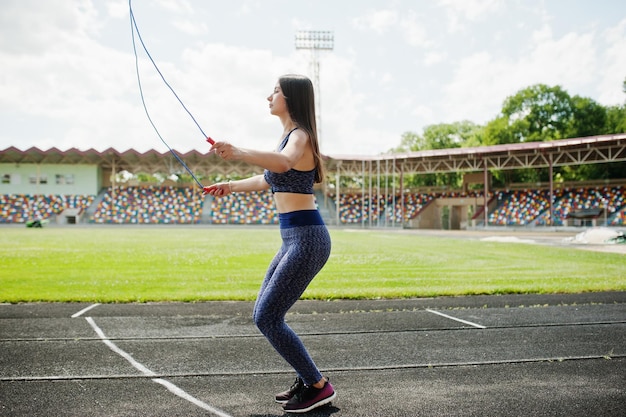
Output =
[{"x1": 253, "y1": 225, "x2": 331, "y2": 385}]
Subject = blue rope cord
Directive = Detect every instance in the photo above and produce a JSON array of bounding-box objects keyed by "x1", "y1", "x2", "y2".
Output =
[{"x1": 129, "y1": 0, "x2": 207, "y2": 188}]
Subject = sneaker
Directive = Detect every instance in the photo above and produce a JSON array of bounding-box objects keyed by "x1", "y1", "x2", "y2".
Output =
[
  {"x1": 282, "y1": 380, "x2": 336, "y2": 413},
  {"x1": 275, "y1": 377, "x2": 304, "y2": 404}
]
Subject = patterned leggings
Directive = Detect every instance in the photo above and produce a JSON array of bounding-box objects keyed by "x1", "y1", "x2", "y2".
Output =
[{"x1": 252, "y1": 210, "x2": 331, "y2": 385}]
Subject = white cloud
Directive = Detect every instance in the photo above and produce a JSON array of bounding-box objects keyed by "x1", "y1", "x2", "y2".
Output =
[
  {"x1": 438, "y1": 0, "x2": 502, "y2": 33},
  {"x1": 399, "y1": 10, "x2": 432, "y2": 48},
  {"x1": 438, "y1": 0, "x2": 502, "y2": 21},
  {"x1": 0, "y1": 0, "x2": 100, "y2": 54},
  {"x1": 352, "y1": 9, "x2": 398, "y2": 34},
  {"x1": 1, "y1": 0, "x2": 624, "y2": 159},
  {"x1": 155, "y1": 0, "x2": 194, "y2": 14},
  {"x1": 598, "y1": 18, "x2": 626, "y2": 105},
  {"x1": 172, "y1": 19, "x2": 209, "y2": 36},
  {"x1": 107, "y1": 0, "x2": 129, "y2": 19},
  {"x1": 412, "y1": 104, "x2": 436, "y2": 125},
  {"x1": 441, "y1": 21, "x2": 601, "y2": 126},
  {"x1": 424, "y1": 51, "x2": 447, "y2": 66},
  {"x1": 526, "y1": 29, "x2": 597, "y2": 88}
]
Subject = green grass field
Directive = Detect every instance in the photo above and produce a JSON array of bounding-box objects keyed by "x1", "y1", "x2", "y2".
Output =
[{"x1": 0, "y1": 226, "x2": 624, "y2": 303}]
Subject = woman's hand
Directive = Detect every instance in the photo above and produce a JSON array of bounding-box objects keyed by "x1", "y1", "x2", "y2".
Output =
[
  {"x1": 210, "y1": 141, "x2": 240, "y2": 161},
  {"x1": 202, "y1": 182, "x2": 231, "y2": 197}
]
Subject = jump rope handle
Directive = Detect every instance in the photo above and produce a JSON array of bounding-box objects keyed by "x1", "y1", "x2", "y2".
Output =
[{"x1": 202, "y1": 137, "x2": 217, "y2": 195}]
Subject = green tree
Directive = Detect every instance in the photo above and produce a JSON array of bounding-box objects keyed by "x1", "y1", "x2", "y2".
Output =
[
  {"x1": 501, "y1": 84, "x2": 574, "y2": 142},
  {"x1": 567, "y1": 96, "x2": 607, "y2": 137},
  {"x1": 392, "y1": 131, "x2": 422, "y2": 152},
  {"x1": 393, "y1": 121, "x2": 481, "y2": 152},
  {"x1": 391, "y1": 122, "x2": 482, "y2": 187},
  {"x1": 605, "y1": 105, "x2": 626, "y2": 133},
  {"x1": 482, "y1": 116, "x2": 517, "y2": 146}
]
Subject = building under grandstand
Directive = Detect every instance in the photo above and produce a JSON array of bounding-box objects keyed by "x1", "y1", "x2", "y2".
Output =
[{"x1": 1, "y1": 134, "x2": 625, "y2": 229}]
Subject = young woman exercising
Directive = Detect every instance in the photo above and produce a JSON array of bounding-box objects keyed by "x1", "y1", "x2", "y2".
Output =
[{"x1": 203, "y1": 74, "x2": 335, "y2": 413}]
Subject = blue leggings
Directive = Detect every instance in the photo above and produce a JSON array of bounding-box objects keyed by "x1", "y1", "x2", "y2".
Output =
[{"x1": 252, "y1": 210, "x2": 331, "y2": 385}]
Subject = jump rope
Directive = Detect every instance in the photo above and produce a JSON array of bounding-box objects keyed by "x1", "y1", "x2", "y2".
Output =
[{"x1": 129, "y1": 0, "x2": 214, "y2": 189}]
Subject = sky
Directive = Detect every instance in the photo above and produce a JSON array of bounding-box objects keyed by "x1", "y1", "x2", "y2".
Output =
[{"x1": 1, "y1": 0, "x2": 625, "y2": 158}]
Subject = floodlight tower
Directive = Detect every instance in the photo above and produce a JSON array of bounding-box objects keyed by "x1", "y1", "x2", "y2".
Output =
[{"x1": 295, "y1": 30, "x2": 334, "y2": 149}]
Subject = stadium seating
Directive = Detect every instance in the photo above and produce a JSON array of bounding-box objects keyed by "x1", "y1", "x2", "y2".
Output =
[
  {"x1": 1, "y1": 185, "x2": 624, "y2": 226},
  {"x1": 535, "y1": 186, "x2": 625, "y2": 226},
  {"x1": 209, "y1": 190, "x2": 278, "y2": 224},
  {"x1": 337, "y1": 191, "x2": 486, "y2": 224},
  {"x1": 0, "y1": 194, "x2": 94, "y2": 223},
  {"x1": 386, "y1": 193, "x2": 434, "y2": 223},
  {"x1": 91, "y1": 186, "x2": 203, "y2": 224},
  {"x1": 488, "y1": 189, "x2": 551, "y2": 226}
]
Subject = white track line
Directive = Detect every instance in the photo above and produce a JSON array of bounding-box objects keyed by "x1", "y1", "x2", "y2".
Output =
[
  {"x1": 71, "y1": 303, "x2": 101, "y2": 318},
  {"x1": 85, "y1": 317, "x2": 232, "y2": 417},
  {"x1": 426, "y1": 309, "x2": 487, "y2": 329}
]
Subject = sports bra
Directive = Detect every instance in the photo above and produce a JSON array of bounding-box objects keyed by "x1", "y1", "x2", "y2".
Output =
[{"x1": 263, "y1": 128, "x2": 316, "y2": 194}]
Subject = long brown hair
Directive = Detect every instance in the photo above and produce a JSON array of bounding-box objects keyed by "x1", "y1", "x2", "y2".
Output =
[{"x1": 278, "y1": 74, "x2": 325, "y2": 183}]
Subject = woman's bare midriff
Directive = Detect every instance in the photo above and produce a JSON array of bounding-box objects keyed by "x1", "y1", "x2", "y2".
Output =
[{"x1": 273, "y1": 192, "x2": 317, "y2": 214}]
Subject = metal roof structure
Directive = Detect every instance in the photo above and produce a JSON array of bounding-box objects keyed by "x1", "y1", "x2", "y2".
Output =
[
  {"x1": 328, "y1": 133, "x2": 626, "y2": 176},
  {"x1": 1, "y1": 133, "x2": 625, "y2": 178}
]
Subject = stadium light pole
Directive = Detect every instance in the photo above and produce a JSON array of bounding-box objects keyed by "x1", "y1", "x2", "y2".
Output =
[{"x1": 295, "y1": 30, "x2": 334, "y2": 151}]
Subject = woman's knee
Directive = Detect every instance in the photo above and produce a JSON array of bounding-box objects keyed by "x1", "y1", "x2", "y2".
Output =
[{"x1": 253, "y1": 305, "x2": 277, "y2": 333}]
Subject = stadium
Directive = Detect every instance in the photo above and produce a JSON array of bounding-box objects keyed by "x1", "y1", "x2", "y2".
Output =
[
  {"x1": 1, "y1": 133, "x2": 625, "y2": 231},
  {"x1": 2, "y1": 132, "x2": 626, "y2": 417}
]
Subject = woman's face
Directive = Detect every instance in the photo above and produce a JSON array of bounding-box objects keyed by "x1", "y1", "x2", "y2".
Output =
[{"x1": 267, "y1": 82, "x2": 287, "y2": 116}]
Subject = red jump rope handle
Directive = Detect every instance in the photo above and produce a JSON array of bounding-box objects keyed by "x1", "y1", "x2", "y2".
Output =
[{"x1": 206, "y1": 137, "x2": 215, "y2": 145}]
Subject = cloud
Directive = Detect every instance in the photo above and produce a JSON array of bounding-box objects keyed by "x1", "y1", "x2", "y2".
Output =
[
  {"x1": 424, "y1": 51, "x2": 447, "y2": 66},
  {"x1": 352, "y1": 9, "x2": 398, "y2": 34},
  {"x1": 0, "y1": 0, "x2": 100, "y2": 54},
  {"x1": 351, "y1": 8, "x2": 432, "y2": 49},
  {"x1": 107, "y1": 0, "x2": 129, "y2": 19},
  {"x1": 438, "y1": 0, "x2": 503, "y2": 33},
  {"x1": 398, "y1": 10, "x2": 432, "y2": 48},
  {"x1": 172, "y1": 19, "x2": 209, "y2": 36},
  {"x1": 1, "y1": 0, "x2": 623, "y2": 160},
  {"x1": 441, "y1": 21, "x2": 601, "y2": 126},
  {"x1": 598, "y1": 18, "x2": 626, "y2": 105},
  {"x1": 155, "y1": 0, "x2": 194, "y2": 14}
]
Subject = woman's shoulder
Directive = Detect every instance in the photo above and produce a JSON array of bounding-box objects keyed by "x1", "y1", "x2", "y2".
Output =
[{"x1": 288, "y1": 128, "x2": 310, "y2": 145}]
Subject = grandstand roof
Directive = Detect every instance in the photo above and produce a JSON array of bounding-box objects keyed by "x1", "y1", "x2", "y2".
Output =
[
  {"x1": 1, "y1": 133, "x2": 625, "y2": 177},
  {"x1": 328, "y1": 133, "x2": 626, "y2": 175}
]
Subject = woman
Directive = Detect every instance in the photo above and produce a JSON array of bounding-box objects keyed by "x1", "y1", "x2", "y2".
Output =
[{"x1": 203, "y1": 74, "x2": 335, "y2": 413}]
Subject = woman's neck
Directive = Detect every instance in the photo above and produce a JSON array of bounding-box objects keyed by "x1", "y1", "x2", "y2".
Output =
[{"x1": 279, "y1": 115, "x2": 297, "y2": 135}]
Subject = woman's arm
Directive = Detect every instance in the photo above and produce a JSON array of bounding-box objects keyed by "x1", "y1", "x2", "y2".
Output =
[
  {"x1": 210, "y1": 130, "x2": 310, "y2": 173},
  {"x1": 202, "y1": 174, "x2": 269, "y2": 197}
]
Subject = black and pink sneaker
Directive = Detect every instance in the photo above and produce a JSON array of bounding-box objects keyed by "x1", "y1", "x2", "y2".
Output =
[
  {"x1": 275, "y1": 377, "x2": 304, "y2": 404},
  {"x1": 282, "y1": 380, "x2": 336, "y2": 413}
]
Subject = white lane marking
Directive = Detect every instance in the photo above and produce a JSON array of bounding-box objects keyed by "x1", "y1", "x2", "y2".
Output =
[
  {"x1": 153, "y1": 378, "x2": 233, "y2": 417},
  {"x1": 86, "y1": 317, "x2": 155, "y2": 376},
  {"x1": 85, "y1": 317, "x2": 232, "y2": 417},
  {"x1": 426, "y1": 309, "x2": 487, "y2": 329},
  {"x1": 71, "y1": 303, "x2": 101, "y2": 318}
]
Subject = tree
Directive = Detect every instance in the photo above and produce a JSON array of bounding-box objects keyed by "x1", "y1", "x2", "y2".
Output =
[
  {"x1": 566, "y1": 96, "x2": 607, "y2": 138},
  {"x1": 605, "y1": 105, "x2": 626, "y2": 134},
  {"x1": 391, "y1": 81, "x2": 625, "y2": 187},
  {"x1": 482, "y1": 116, "x2": 517, "y2": 146},
  {"x1": 390, "y1": 122, "x2": 483, "y2": 187},
  {"x1": 501, "y1": 84, "x2": 574, "y2": 142},
  {"x1": 392, "y1": 131, "x2": 422, "y2": 153},
  {"x1": 393, "y1": 121, "x2": 481, "y2": 152}
]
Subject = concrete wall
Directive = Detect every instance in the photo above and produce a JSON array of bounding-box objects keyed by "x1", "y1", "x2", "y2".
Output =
[{"x1": 0, "y1": 163, "x2": 100, "y2": 195}]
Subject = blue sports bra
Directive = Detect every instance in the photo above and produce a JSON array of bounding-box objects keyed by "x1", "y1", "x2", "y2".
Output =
[{"x1": 264, "y1": 128, "x2": 316, "y2": 194}]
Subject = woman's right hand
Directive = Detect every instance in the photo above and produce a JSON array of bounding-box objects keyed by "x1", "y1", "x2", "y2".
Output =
[{"x1": 202, "y1": 182, "x2": 231, "y2": 197}]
